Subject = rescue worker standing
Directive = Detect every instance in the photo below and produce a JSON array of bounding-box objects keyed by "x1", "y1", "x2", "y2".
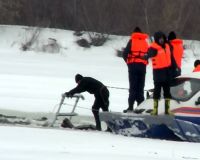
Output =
[
  {"x1": 123, "y1": 27, "x2": 149, "y2": 113},
  {"x1": 63, "y1": 74, "x2": 109, "y2": 131},
  {"x1": 193, "y1": 59, "x2": 200, "y2": 72},
  {"x1": 143, "y1": 31, "x2": 172, "y2": 115},
  {"x1": 168, "y1": 31, "x2": 184, "y2": 78}
]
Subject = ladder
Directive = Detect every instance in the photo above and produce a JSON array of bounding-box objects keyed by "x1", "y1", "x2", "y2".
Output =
[{"x1": 50, "y1": 94, "x2": 84, "y2": 127}]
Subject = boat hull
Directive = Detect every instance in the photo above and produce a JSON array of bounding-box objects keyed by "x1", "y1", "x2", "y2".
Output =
[{"x1": 100, "y1": 112, "x2": 200, "y2": 142}]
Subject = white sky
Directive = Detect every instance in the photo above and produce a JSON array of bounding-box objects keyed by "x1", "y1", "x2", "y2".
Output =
[{"x1": 0, "y1": 25, "x2": 199, "y2": 160}]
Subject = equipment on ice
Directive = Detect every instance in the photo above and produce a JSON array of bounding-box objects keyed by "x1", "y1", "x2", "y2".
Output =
[
  {"x1": 50, "y1": 94, "x2": 84, "y2": 127},
  {"x1": 100, "y1": 72, "x2": 200, "y2": 142}
]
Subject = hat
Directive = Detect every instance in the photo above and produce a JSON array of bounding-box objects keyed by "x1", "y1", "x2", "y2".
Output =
[
  {"x1": 133, "y1": 27, "x2": 141, "y2": 33},
  {"x1": 154, "y1": 31, "x2": 166, "y2": 44},
  {"x1": 168, "y1": 31, "x2": 176, "y2": 41},
  {"x1": 194, "y1": 60, "x2": 200, "y2": 67},
  {"x1": 75, "y1": 74, "x2": 83, "y2": 83}
]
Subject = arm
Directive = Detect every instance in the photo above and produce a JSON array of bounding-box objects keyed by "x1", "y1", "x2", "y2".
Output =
[
  {"x1": 143, "y1": 47, "x2": 157, "y2": 59},
  {"x1": 65, "y1": 80, "x2": 86, "y2": 97},
  {"x1": 122, "y1": 40, "x2": 131, "y2": 62}
]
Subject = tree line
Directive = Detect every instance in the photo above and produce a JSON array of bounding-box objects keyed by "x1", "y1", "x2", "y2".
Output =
[{"x1": 0, "y1": 0, "x2": 200, "y2": 40}]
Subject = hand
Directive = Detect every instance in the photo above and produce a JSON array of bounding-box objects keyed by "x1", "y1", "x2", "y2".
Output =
[
  {"x1": 65, "y1": 92, "x2": 73, "y2": 98},
  {"x1": 142, "y1": 54, "x2": 148, "y2": 60}
]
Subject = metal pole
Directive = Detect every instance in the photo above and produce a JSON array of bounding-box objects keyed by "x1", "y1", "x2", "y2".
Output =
[{"x1": 50, "y1": 96, "x2": 65, "y2": 127}]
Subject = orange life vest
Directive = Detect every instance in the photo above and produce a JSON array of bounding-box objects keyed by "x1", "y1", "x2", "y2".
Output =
[
  {"x1": 193, "y1": 64, "x2": 200, "y2": 72},
  {"x1": 170, "y1": 39, "x2": 183, "y2": 68},
  {"x1": 127, "y1": 33, "x2": 149, "y2": 65},
  {"x1": 150, "y1": 42, "x2": 171, "y2": 69}
]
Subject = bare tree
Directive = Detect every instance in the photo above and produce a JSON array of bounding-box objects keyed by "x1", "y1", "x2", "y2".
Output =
[{"x1": 21, "y1": 27, "x2": 42, "y2": 51}]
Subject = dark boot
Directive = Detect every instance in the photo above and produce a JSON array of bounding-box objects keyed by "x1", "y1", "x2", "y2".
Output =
[
  {"x1": 165, "y1": 99, "x2": 173, "y2": 115},
  {"x1": 92, "y1": 110, "x2": 102, "y2": 131},
  {"x1": 151, "y1": 99, "x2": 158, "y2": 115},
  {"x1": 123, "y1": 106, "x2": 133, "y2": 113}
]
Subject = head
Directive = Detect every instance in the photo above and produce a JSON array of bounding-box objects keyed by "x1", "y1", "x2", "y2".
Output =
[
  {"x1": 194, "y1": 60, "x2": 200, "y2": 67},
  {"x1": 154, "y1": 31, "x2": 166, "y2": 46},
  {"x1": 75, "y1": 74, "x2": 83, "y2": 83},
  {"x1": 168, "y1": 31, "x2": 176, "y2": 41},
  {"x1": 133, "y1": 26, "x2": 142, "y2": 33}
]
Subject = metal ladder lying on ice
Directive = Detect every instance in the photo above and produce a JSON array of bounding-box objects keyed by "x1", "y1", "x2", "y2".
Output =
[{"x1": 50, "y1": 94, "x2": 84, "y2": 127}]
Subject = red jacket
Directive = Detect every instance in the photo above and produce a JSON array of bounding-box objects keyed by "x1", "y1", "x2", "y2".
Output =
[
  {"x1": 150, "y1": 42, "x2": 171, "y2": 69},
  {"x1": 193, "y1": 65, "x2": 200, "y2": 72},
  {"x1": 170, "y1": 39, "x2": 183, "y2": 68},
  {"x1": 127, "y1": 32, "x2": 149, "y2": 65}
]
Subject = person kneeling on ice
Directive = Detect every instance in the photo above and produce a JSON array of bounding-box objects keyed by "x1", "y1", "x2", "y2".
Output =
[{"x1": 62, "y1": 74, "x2": 109, "y2": 131}]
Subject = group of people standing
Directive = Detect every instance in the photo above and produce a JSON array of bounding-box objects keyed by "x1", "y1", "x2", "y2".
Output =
[
  {"x1": 62, "y1": 26, "x2": 199, "y2": 131},
  {"x1": 123, "y1": 27, "x2": 184, "y2": 115}
]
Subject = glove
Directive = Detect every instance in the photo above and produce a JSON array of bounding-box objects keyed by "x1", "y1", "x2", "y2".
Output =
[
  {"x1": 64, "y1": 92, "x2": 73, "y2": 98},
  {"x1": 142, "y1": 54, "x2": 148, "y2": 60},
  {"x1": 61, "y1": 93, "x2": 66, "y2": 98}
]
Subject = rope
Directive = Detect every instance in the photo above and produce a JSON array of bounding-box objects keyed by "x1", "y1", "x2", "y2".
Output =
[
  {"x1": 63, "y1": 103, "x2": 93, "y2": 111},
  {"x1": 106, "y1": 85, "x2": 128, "y2": 90},
  {"x1": 106, "y1": 85, "x2": 150, "y2": 92},
  {"x1": 51, "y1": 86, "x2": 153, "y2": 114}
]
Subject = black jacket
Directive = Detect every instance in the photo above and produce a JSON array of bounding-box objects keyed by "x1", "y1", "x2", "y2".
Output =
[{"x1": 68, "y1": 77, "x2": 105, "y2": 96}]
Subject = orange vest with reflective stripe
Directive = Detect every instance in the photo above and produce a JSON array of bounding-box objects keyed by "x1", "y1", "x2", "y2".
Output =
[
  {"x1": 127, "y1": 33, "x2": 149, "y2": 65},
  {"x1": 193, "y1": 65, "x2": 200, "y2": 72},
  {"x1": 151, "y1": 43, "x2": 171, "y2": 69},
  {"x1": 170, "y1": 39, "x2": 183, "y2": 68}
]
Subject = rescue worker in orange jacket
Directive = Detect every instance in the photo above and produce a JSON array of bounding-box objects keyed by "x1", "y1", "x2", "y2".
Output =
[
  {"x1": 193, "y1": 59, "x2": 200, "y2": 72},
  {"x1": 143, "y1": 31, "x2": 172, "y2": 115},
  {"x1": 168, "y1": 31, "x2": 184, "y2": 78},
  {"x1": 123, "y1": 27, "x2": 149, "y2": 113}
]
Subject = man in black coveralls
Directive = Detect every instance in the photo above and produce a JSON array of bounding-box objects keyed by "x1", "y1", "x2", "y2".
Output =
[{"x1": 63, "y1": 74, "x2": 109, "y2": 131}]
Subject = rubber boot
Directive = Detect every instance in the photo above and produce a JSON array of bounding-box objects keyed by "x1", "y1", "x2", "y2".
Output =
[
  {"x1": 151, "y1": 99, "x2": 158, "y2": 115},
  {"x1": 165, "y1": 99, "x2": 173, "y2": 115}
]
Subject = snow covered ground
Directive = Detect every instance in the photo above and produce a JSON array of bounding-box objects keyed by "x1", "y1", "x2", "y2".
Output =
[{"x1": 0, "y1": 25, "x2": 200, "y2": 160}]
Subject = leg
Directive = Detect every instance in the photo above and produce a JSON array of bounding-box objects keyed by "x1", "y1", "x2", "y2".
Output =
[
  {"x1": 164, "y1": 98, "x2": 173, "y2": 115},
  {"x1": 151, "y1": 99, "x2": 159, "y2": 115},
  {"x1": 128, "y1": 64, "x2": 137, "y2": 109},
  {"x1": 100, "y1": 87, "x2": 109, "y2": 109},
  {"x1": 136, "y1": 71, "x2": 146, "y2": 105},
  {"x1": 163, "y1": 82, "x2": 171, "y2": 99},
  {"x1": 153, "y1": 82, "x2": 162, "y2": 100},
  {"x1": 92, "y1": 98, "x2": 101, "y2": 131},
  {"x1": 151, "y1": 82, "x2": 162, "y2": 115},
  {"x1": 124, "y1": 64, "x2": 137, "y2": 112},
  {"x1": 163, "y1": 82, "x2": 172, "y2": 115},
  {"x1": 99, "y1": 88, "x2": 110, "y2": 131}
]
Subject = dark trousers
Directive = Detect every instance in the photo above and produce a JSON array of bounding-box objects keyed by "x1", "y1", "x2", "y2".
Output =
[
  {"x1": 92, "y1": 86, "x2": 109, "y2": 131},
  {"x1": 153, "y1": 82, "x2": 171, "y2": 99},
  {"x1": 128, "y1": 63, "x2": 146, "y2": 108}
]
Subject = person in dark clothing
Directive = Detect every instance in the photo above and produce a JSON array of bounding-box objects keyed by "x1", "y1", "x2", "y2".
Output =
[
  {"x1": 63, "y1": 74, "x2": 109, "y2": 131},
  {"x1": 123, "y1": 27, "x2": 149, "y2": 113},
  {"x1": 167, "y1": 31, "x2": 183, "y2": 79},
  {"x1": 143, "y1": 31, "x2": 172, "y2": 115}
]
